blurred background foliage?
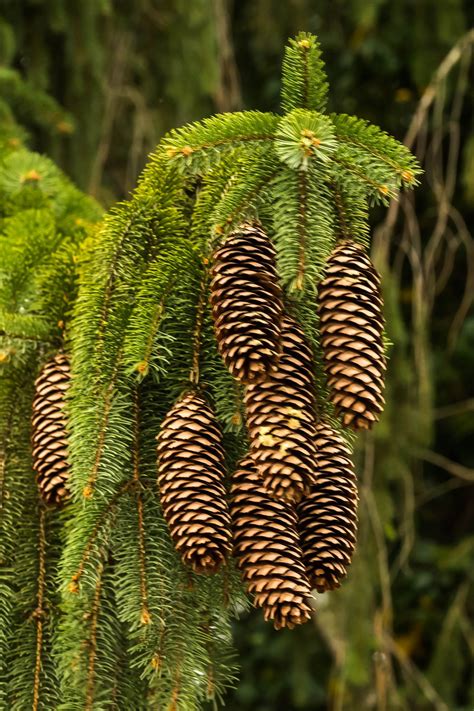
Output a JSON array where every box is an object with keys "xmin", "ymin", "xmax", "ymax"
[{"xmin": 0, "ymin": 0, "xmax": 473, "ymax": 709}]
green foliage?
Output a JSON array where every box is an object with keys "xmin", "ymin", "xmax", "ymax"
[
  {"xmin": 281, "ymin": 32, "xmax": 329, "ymax": 113},
  {"xmin": 0, "ymin": 142, "xmax": 101, "ymax": 708}
]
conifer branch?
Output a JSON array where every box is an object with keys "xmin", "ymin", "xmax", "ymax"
[
  {"xmin": 281, "ymin": 32, "xmax": 329, "ymax": 113},
  {"xmin": 162, "ymin": 111, "xmax": 278, "ymax": 173},
  {"xmin": 70, "ymin": 481, "xmax": 133, "ymax": 592},
  {"xmin": 85, "ymin": 562, "xmax": 104, "ymax": 711},
  {"xmin": 132, "ymin": 389, "xmax": 150, "ymax": 626},
  {"xmin": 190, "ymin": 271, "xmax": 209, "ymax": 386},
  {"xmin": 82, "ymin": 364, "xmax": 122, "ymax": 498},
  {"xmin": 32, "ymin": 506, "xmax": 47, "ymax": 711}
]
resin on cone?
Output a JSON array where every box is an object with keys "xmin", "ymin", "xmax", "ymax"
[
  {"xmin": 318, "ymin": 239, "xmax": 386, "ymax": 430},
  {"xmin": 297, "ymin": 421, "xmax": 358, "ymax": 592},
  {"xmin": 231, "ymin": 457, "xmax": 313, "ymax": 629},
  {"xmin": 244, "ymin": 314, "xmax": 317, "ymax": 504},
  {"xmin": 156, "ymin": 391, "xmax": 232, "ymax": 574},
  {"xmin": 31, "ymin": 353, "xmax": 71, "ymax": 505},
  {"xmin": 211, "ymin": 222, "xmax": 284, "ymax": 384}
]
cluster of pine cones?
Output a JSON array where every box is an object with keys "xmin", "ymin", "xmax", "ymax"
[
  {"xmin": 31, "ymin": 222, "xmax": 385, "ymax": 630},
  {"xmin": 157, "ymin": 223, "xmax": 385, "ymax": 629}
]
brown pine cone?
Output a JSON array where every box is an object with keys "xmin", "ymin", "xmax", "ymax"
[
  {"xmin": 318, "ymin": 239, "xmax": 386, "ymax": 430},
  {"xmin": 31, "ymin": 353, "xmax": 71, "ymax": 505},
  {"xmin": 244, "ymin": 315, "xmax": 318, "ymax": 504},
  {"xmin": 231, "ymin": 457, "xmax": 313, "ymax": 629},
  {"xmin": 210, "ymin": 222, "xmax": 284, "ymax": 384},
  {"xmin": 156, "ymin": 391, "xmax": 232, "ymax": 574},
  {"xmin": 297, "ymin": 421, "xmax": 358, "ymax": 592}
]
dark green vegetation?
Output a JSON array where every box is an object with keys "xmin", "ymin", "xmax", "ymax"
[{"xmin": 1, "ymin": 2, "xmax": 473, "ymax": 709}]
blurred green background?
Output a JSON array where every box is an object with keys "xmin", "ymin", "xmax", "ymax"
[{"xmin": 1, "ymin": 1, "xmax": 473, "ymax": 708}]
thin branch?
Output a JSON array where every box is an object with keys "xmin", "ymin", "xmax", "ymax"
[
  {"xmin": 417, "ymin": 449, "xmax": 474, "ymax": 482},
  {"xmin": 32, "ymin": 506, "xmax": 47, "ymax": 711},
  {"xmin": 85, "ymin": 563, "xmax": 104, "ymax": 711}
]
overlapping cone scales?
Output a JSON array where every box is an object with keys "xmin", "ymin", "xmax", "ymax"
[
  {"xmin": 156, "ymin": 391, "xmax": 232, "ymax": 574},
  {"xmin": 211, "ymin": 223, "xmax": 284, "ymax": 384},
  {"xmin": 231, "ymin": 458, "xmax": 313, "ymax": 629},
  {"xmin": 297, "ymin": 422, "xmax": 358, "ymax": 592},
  {"xmin": 244, "ymin": 315, "xmax": 317, "ymax": 504},
  {"xmin": 31, "ymin": 353, "xmax": 71, "ymax": 505},
  {"xmin": 318, "ymin": 239, "xmax": 386, "ymax": 430}
]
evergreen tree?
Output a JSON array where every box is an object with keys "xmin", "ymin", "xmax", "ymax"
[{"xmin": 0, "ymin": 33, "xmax": 420, "ymax": 709}]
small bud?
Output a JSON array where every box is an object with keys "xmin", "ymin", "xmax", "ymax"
[
  {"xmin": 83, "ymin": 485, "xmax": 94, "ymax": 499},
  {"xmin": 21, "ymin": 169, "xmax": 41, "ymax": 183},
  {"xmin": 180, "ymin": 145, "xmax": 194, "ymax": 157},
  {"xmin": 140, "ymin": 608, "xmax": 151, "ymax": 625},
  {"xmin": 298, "ymin": 38, "xmax": 311, "ymax": 49}
]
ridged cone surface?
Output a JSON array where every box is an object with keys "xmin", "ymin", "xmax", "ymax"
[
  {"xmin": 31, "ymin": 353, "xmax": 71, "ymax": 505},
  {"xmin": 156, "ymin": 391, "xmax": 232, "ymax": 575},
  {"xmin": 318, "ymin": 239, "xmax": 386, "ymax": 430},
  {"xmin": 297, "ymin": 422, "xmax": 358, "ymax": 592},
  {"xmin": 244, "ymin": 314, "xmax": 318, "ymax": 504},
  {"xmin": 231, "ymin": 457, "xmax": 313, "ymax": 629},
  {"xmin": 211, "ymin": 222, "xmax": 284, "ymax": 384}
]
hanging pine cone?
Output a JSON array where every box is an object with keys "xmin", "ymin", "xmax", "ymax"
[
  {"xmin": 210, "ymin": 222, "xmax": 284, "ymax": 384},
  {"xmin": 244, "ymin": 315, "xmax": 317, "ymax": 504},
  {"xmin": 156, "ymin": 391, "xmax": 232, "ymax": 575},
  {"xmin": 297, "ymin": 421, "xmax": 358, "ymax": 592},
  {"xmin": 231, "ymin": 458, "xmax": 313, "ymax": 629},
  {"xmin": 318, "ymin": 239, "xmax": 386, "ymax": 430},
  {"xmin": 31, "ymin": 353, "xmax": 71, "ymax": 505}
]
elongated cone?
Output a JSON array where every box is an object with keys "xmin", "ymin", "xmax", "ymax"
[
  {"xmin": 244, "ymin": 315, "xmax": 317, "ymax": 504},
  {"xmin": 210, "ymin": 222, "xmax": 284, "ymax": 384},
  {"xmin": 31, "ymin": 353, "xmax": 71, "ymax": 505},
  {"xmin": 297, "ymin": 422, "xmax": 358, "ymax": 592},
  {"xmin": 318, "ymin": 239, "xmax": 386, "ymax": 430},
  {"xmin": 156, "ymin": 391, "xmax": 232, "ymax": 574},
  {"xmin": 231, "ymin": 458, "xmax": 313, "ymax": 629}
]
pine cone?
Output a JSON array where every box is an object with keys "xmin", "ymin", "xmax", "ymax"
[
  {"xmin": 318, "ymin": 239, "xmax": 386, "ymax": 430},
  {"xmin": 31, "ymin": 353, "xmax": 71, "ymax": 505},
  {"xmin": 210, "ymin": 222, "xmax": 284, "ymax": 384},
  {"xmin": 244, "ymin": 315, "xmax": 317, "ymax": 504},
  {"xmin": 156, "ymin": 391, "xmax": 232, "ymax": 575},
  {"xmin": 231, "ymin": 458, "xmax": 313, "ymax": 629},
  {"xmin": 297, "ymin": 422, "xmax": 358, "ymax": 592}
]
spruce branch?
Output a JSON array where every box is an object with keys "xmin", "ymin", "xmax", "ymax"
[
  {"xmin": 275, "ymin": 109, "xmax": 337, "ymax": 172},
  {"xmin": 32, "ymin": 506, "xmax": 47, "ymax": 711},
  {"xmin": 161, "ymin": 111, "xmax": 279, "ymax": 173},
  {"xmin": 281, "ymin": 32, "xmax": 329, "ymax": 113},
  {"xmin": 330, "ymin": 112, "xmax": 422, "ymax": 188}
]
